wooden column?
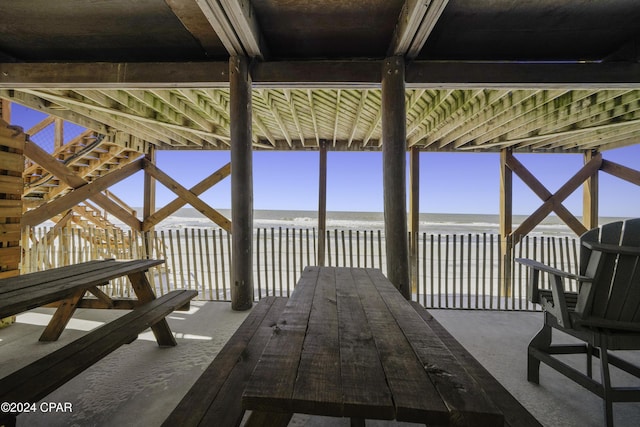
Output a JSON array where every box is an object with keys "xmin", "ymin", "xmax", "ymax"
[
  {"xmin": 142, "ymin": 146, "xmax": 156, "ymax": 258},
  {"xmin": 1, "ymin": 99, "xmax": 10, "ymax": 122},
  {"xmin": 499, "ymin": 148, "xmax": 513, "ymax": 297},
  {"xmin": 317, "ymin": 140, "xmax": 327, "ymax": 266},
  {"xmin": 583, "ymin": 149, "xmax": 599, "ymax": 230},
  {"xmin": 54, "ymin": 118, "xmax": 64, "ymax": 149},
  {"xmin": 409, "ymin": 147, "xmax": 420, "ymax": 293},
  {"xmin": 382, "ymin": 56, "xmax": 410, "ymax": 299},
  {"xmin": 230, "ymin": 56, "xmax": 253, "ymax": 311}
]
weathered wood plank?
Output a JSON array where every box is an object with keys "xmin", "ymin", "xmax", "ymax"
[
  {"xmin": 0, "ymin": 135, "xmax": 26, "ymax": 151},
  {"xmin": 198, "ymin": 297, "xmax": 286, "ymax": 427},
  {"xmin": 1, "ymin": 259, "xmax": 161, "ymax": 294},
  {"xmin": 410, "ymin": 301, "xmax": 542, "ymax": 427},
  {"xmin": 0, "ymin": 151, "xmax": 23, "ymax": 172},
  {"xmin": 0, "ymin": 269, "xmax": 19, "ymax": 280},
  {"xmin": 0, "ymin": 260, "xmax": 109, "ymax": 292},
  {"xmin": 0, "ymin": 260, "xmax": 163, "ymax": 319},
  {"xmin": 0, "ymin": 175, "xmax": 23, "ymax": 194},
  {"xmin": 0, "ymin": 247, "xmax": 20, "ymax": 270},
  {"xmin": 45, "ymin": 298, "xmax": 192, "ymax": 311},
  {"xmin": 0, "ymin": 199, "xmax": 22, "ymax": 217},
  {"xmin": 369, "ymin": 269, "xmax": 503, "ymax": 426},
  {"xmin": 242, "ymin": 267, "xmax": 319, "ymax": 412},
  {"xmin": 165, "ymin": 296, "xmax": 286, "ymax": 427},
  {"xmin": 335, "ymin": 267, "xmax": 395, "ymax": 420},
  {"xmin": 350, "ymin": 268, "xmax": 449, "ymax": 424},
  {"xmin": 291, "ymin": 266, "xmax": 342, "ymax": 416}
]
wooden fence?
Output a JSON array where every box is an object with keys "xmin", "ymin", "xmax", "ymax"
[{"xmin": 21, "ymin": 226, "xmax": 580, "ymax": 311}]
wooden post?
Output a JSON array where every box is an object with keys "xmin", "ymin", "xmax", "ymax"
[
  {"xmin": 499, "ymin": 148, "xmax": 513, "ymax": 297},
  {"xmin": 409, "ymin": 147, "xmax": 420, "ymax": 294},
  {"xmin": 583, "ymin": 149, "xmax": 599, "ymax": 230},
  {"xmin": 317, "ymin": 140, "xmax": 327, "ymax": 266},
  {"xmin": 230, "ymin": 56, "xmax": 253, "ymax": 311},
  {"xmin": 1, "ymin": 99, "xmax": 10, "ymax": 122},
  {"xmin": 54, "ymin": 118, "xmax": 64, "ymax": 149},
  {"xmin": 143, "ymin": 146, "xmax": 156, "ymax": 258},
  {"xmin": 382, "ymin": 56, "xmax": 410, "ymax": 299}
]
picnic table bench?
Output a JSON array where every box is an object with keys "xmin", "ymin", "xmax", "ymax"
[
  {"xmin": 0, "ymin": 259, "xmax": 197, "ymax": 426},
  {"xmin": 165, "ymin": 266, "xmax": 540, "ymax": 427}
]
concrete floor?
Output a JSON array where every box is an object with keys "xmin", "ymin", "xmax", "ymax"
[{"xmin": 1, "ymin": 302, "xmax": 639, "ymax": 427}]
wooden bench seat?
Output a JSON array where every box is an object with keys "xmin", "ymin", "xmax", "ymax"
[
  {"xmin": 0, "ymin": 289, "xmax": 197, "ymax": 427},
  {"xmin": 162, "ymin": 296, "xmax": 287, "ymax": 427}
]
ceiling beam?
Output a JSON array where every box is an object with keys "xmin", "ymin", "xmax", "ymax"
[
  {"xmin": 0, "ymin": 62, "xmax": 229, "ymax": 88},
  {"xmin": 220, "ymin": 0, "xmax": 267, "ymax": 59},
  {"xmin": 0, "ymin": 89, "xmax": 112, "ymax": 134},
  {"xmin": 164, "ymin": 0, "xmax": 222, "ymax": 56},
  {"xmin": 195, "ymin": 0, "xmax": 266, "ymax": 59},
  {"xmin": 2, "ymin": 61, "xmax": 640, "ymax": 89},
  {"xmin": 406, "ymin": 62, "xmax": 640, "ymax": 89},
  {"xmin": 388, "ymin": 0, "xmax": 449, "ymax": 58}
]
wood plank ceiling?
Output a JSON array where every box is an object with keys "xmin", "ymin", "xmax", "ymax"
[
  {"xmin": 1, "ymin": 0, "xmax": 640, "ymax": 156},
  {"xmin": 4, "ymin": 88, "xmax": 640, "ymax": 154}
]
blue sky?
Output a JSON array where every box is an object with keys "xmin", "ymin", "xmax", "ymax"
[{"xmin": 12, "ymin": 103, "xmax": 640, "ymax": 217}]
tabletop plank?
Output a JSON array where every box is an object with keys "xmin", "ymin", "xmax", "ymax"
[
  {"xmin": 242, "ymin": 266, "xmax": 319, "ymax": 413},
  {"xmin": 334, "ymin": 267, "xmax": 395, "ymax": 420},
  {"xmin": 291, "ymin": 266, "xmax": 343, "ymax": 416},
  {"xmin": 1, "ymin": 259, "xmax": 163, "ymax": 297},
  {"xmin": 350, "ymin": 268, "xmax": 450, "ymax": 425},
  {"xmin": 244, "ymin": 266, "xmax": 509, "ymax": 426},
  {"xmin": 368, "ymin": 268, "xmax": 504, "ymax": 426},
  {"xmin": 410, "ymin": 301, "xmax": 542, "ymax": 427},
  {"xmin": 0, "ymin": 260, "xmax": 114, "ymax": 293},
  {"xmin": 0, "ymin": 259, "xmax": 165, "ymax": 319}
]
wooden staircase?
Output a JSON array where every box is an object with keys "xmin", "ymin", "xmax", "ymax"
[
  {"xmin": 23, "ymin": 129, "xmax": 142, "ymax": 202},
  {"xmin": 22, "ymin": 116, "xmax": 145, "ymax": 250}
]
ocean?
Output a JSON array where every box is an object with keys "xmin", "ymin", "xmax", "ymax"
[{"xmin": 152, "ymin": 208, "xmax": 627, "ymax": 237}]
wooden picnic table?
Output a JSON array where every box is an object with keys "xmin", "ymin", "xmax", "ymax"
[
  {"xmin": 0, "ymin": 258, "xmax": 175, "ymax": 344},
  {"xmin": 0, "ymin": 258, "xmax": 197, "ymax": 426},
  {"xmin": 242, "ymin": 266, "xmax": 506, "ymax": 426}
]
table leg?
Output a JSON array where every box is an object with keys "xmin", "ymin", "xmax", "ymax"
[
  {"xmin": 350, "ymin": 418, "xmax": 366, "ymax": 426},
  {"xmin": 127, "ymin": 270, "xmax": 177, "ymax": 346},
  {"xmin": 39, "ymin": 288, "xmax": 86, "ymax": 341},
  {"xmin": 244, "ymin": 410, "xmax": 293, "ymax": 427}
]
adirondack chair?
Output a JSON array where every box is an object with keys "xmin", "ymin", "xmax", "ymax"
[{"xmin": 516, "ymin": 218, "xmax": 640, "ymax": 427}]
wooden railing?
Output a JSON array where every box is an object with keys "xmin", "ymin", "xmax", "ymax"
[{"xmin": 21, "ymin": 226, "xmax": 579, "ymax": 311}]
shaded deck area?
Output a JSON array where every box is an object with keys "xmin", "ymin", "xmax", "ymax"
[{"xmin": 2, "ymin": 302, "xmax": 639, "ymax": 426}]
